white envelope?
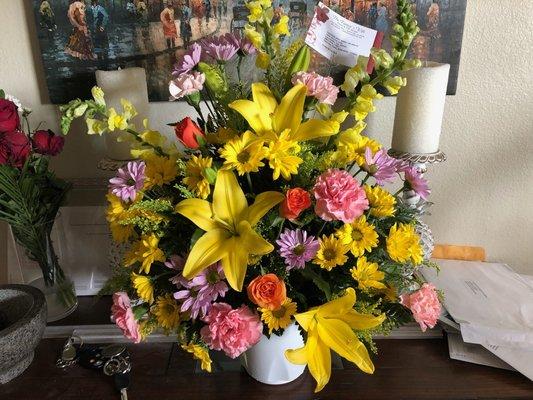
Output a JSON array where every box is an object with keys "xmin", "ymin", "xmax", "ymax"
[{"xmin": 422, "ymin": 260, "xmax": 533, "ymax": 349}]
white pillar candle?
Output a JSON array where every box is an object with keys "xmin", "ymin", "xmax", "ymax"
[
  {"xmin": 96, "ymin": 68, "xmax": 149, "ymax": 160},
  {"xmin": 391, "ymin": 62, "xmax": 450, "ymax": 154}
]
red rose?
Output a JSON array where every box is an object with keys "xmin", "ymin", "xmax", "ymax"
[
  {"xmin": 32, "ymin": 129, "xmax": 65, "ymax": 156},
  {"xmin": 0, "ymin": 99, "xmax": 20, "ymax": 133},
  {"xmin": 174, "ymin": 117, "xmax": 205, "ymax": 149},
  {"xmin": 0, "ymin": 131, "xmax": 31, "ymax": 168},
  {"xmin": 280, "ymin": 188, "xmax": 311, "ymax": 220}
]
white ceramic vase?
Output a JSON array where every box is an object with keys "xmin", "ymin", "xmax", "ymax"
[{"xmin": 240, "ymin": 323, "xmax": 306, "ymax": 385}]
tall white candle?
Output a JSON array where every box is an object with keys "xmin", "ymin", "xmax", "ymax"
[
  {"xmin": 96, "ymin": 68, "xmax": 149, "ymax": 160},
  {"xmin": 391, "ymin": 62, "xmax": 450, "ymax": 154}
]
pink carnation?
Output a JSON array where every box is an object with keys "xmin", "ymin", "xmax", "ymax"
[
  {"xmin": 111, "ymin": 292, "xmax": 141, "ymax": 343},
  {"xmin": 400, "ymin": 283, "xmax": 441, "ymax": 332},
  {"xmin": 292, "ymin": 71, "xmax": 339, "ymax": 105},
  {"xmin": 313, "ymin": 169, "xmax": 369, "ymax": 223},
  {"xmin": 169, "ymin": 71, "xmax": 205, "ymax": 100},
  {"xmin": 200, "ymin": 303, "xmax": 262, "ymax": 359}
]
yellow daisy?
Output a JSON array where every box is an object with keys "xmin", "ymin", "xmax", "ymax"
[
  {"xmin": 153, "ymin": 294, "xmax": 180, "ymax": 330},
  {"xmin": 106, "ymin": 194, "xmax": 135, "ymax": 243},
  {"xmin": 206, "ymin": 127, "xmax": 238, "ymax": 144},
  {"xmin": 183, "ymin": 154, "xmax": 213, "ymax": 199},
  {"xmin": 267, "ymin": 130, "xmax": 302, "ymax": 180},
  {"xmin": 314, "ymin": 234, "xmax": 349, "ymax": 271},
  {"xmin": 109, "ymin": 220, "xmax": 135, "ymax": 243},
  {"xmin": 219, "ymin": 131, "xmax": 268, "ymax": 175},
  {"xmin": 143, "ymin": 155, "xmax": 178, "ymax": 189},
  {"xmin": 364, "ymin": 185, "xmax": 396, "ymax": 218},
  {"xmin": 260, "ymin": 298, "xmax": 297, "ymax": 334},
  {"xmin": 139, "ymin": 319, "xmax": 157, "ymax": 340},
  {"xmin": 350, "ymin": 256, "xmax": 386, "ymax": 290},
  {"xmin": 335, "ymin": 122, "xmax": 382, "ymax": 166},
  {"xmin": 125, "ymin": 234, "xmax": 166, "ymax": 274},
  {"xmin": 182, "ymin": 343, "xmax": 212, "ymax": 372},
  {"xmin": 386, "ymin": 223, "xmax": 423, "ymax": 265},
  {"xmin": 335, "ymin": 215, "xmax": 379, "ymax": 257},
  {"xmin": 131, "ymin": 272, "xmax": 154, "ymax": 304}
]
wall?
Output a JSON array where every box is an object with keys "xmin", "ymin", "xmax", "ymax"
[{"xmin": 0, "ymin": 0, "xmax": 532, "ymax": 274}]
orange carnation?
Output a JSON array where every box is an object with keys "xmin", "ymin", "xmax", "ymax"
[{"xmin": 247, "ymin": 274, "xmax": 287, "ymax": 310}]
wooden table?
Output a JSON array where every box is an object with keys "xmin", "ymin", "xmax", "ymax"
[
  {"xmin": 2, "ymin": 336, "xmax": 532, "ymax": 399},
  {"xmin": 2, "ymin": 296, "xmax": 532, "ymax": 399}
]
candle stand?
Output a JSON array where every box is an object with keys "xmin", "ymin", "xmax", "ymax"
[
  {"xmin": 388, "ymin": 149, "xmax": 446, "ymax": 211},
  {"xmin": 388, "ymin": 149, "xmax": 446, "ymax": 261}
]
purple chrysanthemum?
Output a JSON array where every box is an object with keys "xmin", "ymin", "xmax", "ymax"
[
  {"xmin": 404, "ymin": 167, "xmax": 431, "ymax": 200},
  {"xmin": 166, "ymin": 255, "xmax": 187, "ymax": 287},
  {"xmin": 223, "ymin": 32, "xmax": 256, "ymax": 55},
  {"xmin": 363, "ymin": 147, "xmax": 398, "ymax": 186},
  {"xmin": 173, "ymin": 43, "xmax": 202, "ymax": 76},
  {"xmin": 276, "ymin": 229, "xmax": 319, "ymax": 270},
  {"xmin": 109, "ymin": 161, "xmax": 145, "ymax": 202},
  {"xmin": 173, "ymin": 262, "xmax": 228, "ymax": 320},
  {"xmin": 200, "ymin": 35, "xmax": 239, "ymax": 62}
]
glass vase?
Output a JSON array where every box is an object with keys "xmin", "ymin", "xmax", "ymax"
[{"xmin": 9, "ymin": 218, "xmax": 78, "ymax": 322}]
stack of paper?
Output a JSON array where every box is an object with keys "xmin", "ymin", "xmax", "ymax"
[{"xmin": 421, "ymin": 260, "xmax": 533, "ymax": 380}]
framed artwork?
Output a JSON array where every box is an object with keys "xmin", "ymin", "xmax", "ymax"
[{"xmin": 33, "ymin": 0, "xmax": 466, "ymax": 103}]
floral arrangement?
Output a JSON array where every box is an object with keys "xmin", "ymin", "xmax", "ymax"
[
  {"xmin": 0, "ymin": 90, "xmax": 74, "ymax": 305},
  {"xmin": 62, "ymin": 0, "xmax": 441, "ymax": 392}
]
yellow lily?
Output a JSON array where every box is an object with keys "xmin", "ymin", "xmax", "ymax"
[
  {"xmin": 285, "ymin": 288, "xmax": 385, "ymax": 392},
  {"xmin": 229, "ymin": 83, "xmax": 340, "ymax": 142},
  {"xmin": 175, "ymin": 170, "xmax": 284, "ymax": 291}
]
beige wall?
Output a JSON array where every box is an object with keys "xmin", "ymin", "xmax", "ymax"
[{"xmin": 0, "ymin": 0, "xmax": 532, "ymax": 274}]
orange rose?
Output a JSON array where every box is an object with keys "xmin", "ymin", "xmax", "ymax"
[
  {"xmin": 280, "ymin": 188, "xmax": 311, "ymax": 220},
  {"xmin": 247, "ymin": 274, "xmax": 286, "ymax": 310}
]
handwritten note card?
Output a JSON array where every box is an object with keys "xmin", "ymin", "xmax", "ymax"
[{"xmin": 305, "ymin": 2, "xmax": 378, "ymax": 67}]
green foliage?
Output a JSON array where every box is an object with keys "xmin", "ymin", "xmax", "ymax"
[
  {"xmin": 98, "ymin": 267, "xmax": 133, "ymax": 296},
  {"xmin": 297, "ymin": 266, "xmax": 332, "ymax": 301},
  {"xmin": 0, "ymin": 163, "xmax": 71, "ymax": 284}
]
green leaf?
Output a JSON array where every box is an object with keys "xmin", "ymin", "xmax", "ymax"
[
  {"xmin": 298, "ymin": 266, "xmax": 332, "ymax": 301},
  {"xmin": 0, "ymin": 89, "xmax": 5, "ymax": 99},
  {"xmin": 133, "ymin": 305, "xmax": 149, "ymax": 320}
]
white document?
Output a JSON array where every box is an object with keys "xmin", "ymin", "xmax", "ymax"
[
  {"xmin": 447, "ymin": 332, "xmax": 514, "ymax": 371},
  {"xmin": 482, "ymin": 342, "xmax": 533, "ymax": 380},
  {"xmin": 305, "ymin": 2, "xmax": 377, "ymax": 66},
  {"xmin": 422, "ymin": 260, "xmax": 533, "ymax": 349}
]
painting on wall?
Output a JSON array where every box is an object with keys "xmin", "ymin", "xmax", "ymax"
[{"xmin": 33, "ymin": 0, "xmax": 466, "ymax": 104}]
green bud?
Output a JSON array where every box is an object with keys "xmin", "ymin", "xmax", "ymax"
[
  {"xmin": 285, "ymin": 44, "xmax": 311, "ymax": 88},
  {"xmin": 197, "ymin": 62, "xmax": 228, "ymax": 94},
  {"xmin": 203, "ymin": 167, "xmax": 217, "ymax": 184}
]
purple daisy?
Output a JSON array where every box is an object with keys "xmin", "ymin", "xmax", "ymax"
[
  {"xmin": 200, "ymin": 35, "xmax": 239, "ymax": 62},
  {"xmin": 363, "ymin": 147, "xmax": 398, "ymax": 186},
  {"xmin": 173, "ymin": 43, "xmax": 202, "ymax": 76},
  {"xmin": 109, "ymin": 161, "xmax": 145, "ymax": 202},
  {"xmin": 404, "ymin": 167, "xmax": 431, "ymax": 200},
  {"xmin": 276, "ymin": 229, "xmax": 320, "ymax": 270},
  {"xmin": 173, "ymin": 262, "xmax": 228, "ymax": 320}
]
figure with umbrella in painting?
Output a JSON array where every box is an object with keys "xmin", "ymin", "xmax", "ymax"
[
  {"xmin": 39, "ymin": 0, "xmax": 56, "ymax": 34},
  {"xmin": 65, "ymin": 0, "xmax": 95, "ymax": 60},
  {"xmin": 89, "ymin": 0, "xmax": 109, "ymax": 62},
  {"xmin": 160, "ymin": 1, "xmax": 178, "ymax": 49}
]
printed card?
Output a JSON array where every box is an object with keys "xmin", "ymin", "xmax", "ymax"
[{"xmin": 305, "ymin": 2, "xmax": 378, "ymax": 67}]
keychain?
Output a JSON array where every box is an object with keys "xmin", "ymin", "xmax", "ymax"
[{"xmin": 56, "ymin": 336, "xmax": 132, "ymax": 399}]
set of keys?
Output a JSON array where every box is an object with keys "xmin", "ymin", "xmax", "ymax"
[{"xmin": 56, "ymin": 336, "xmax": 131, "ymax": 400}]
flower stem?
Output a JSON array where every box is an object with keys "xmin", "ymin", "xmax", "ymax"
[{"xmin": 126, "ymin": 129, "xmax": 167, "ymax": 157}]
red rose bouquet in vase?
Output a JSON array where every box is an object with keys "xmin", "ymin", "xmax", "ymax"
[
  {"xmin": 62, "ymin": 0, "xmax": 444, "ymax": 392},
  {"xmin": 0, "ymin": 90, "xmax": 75, "ymax": 322}
]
